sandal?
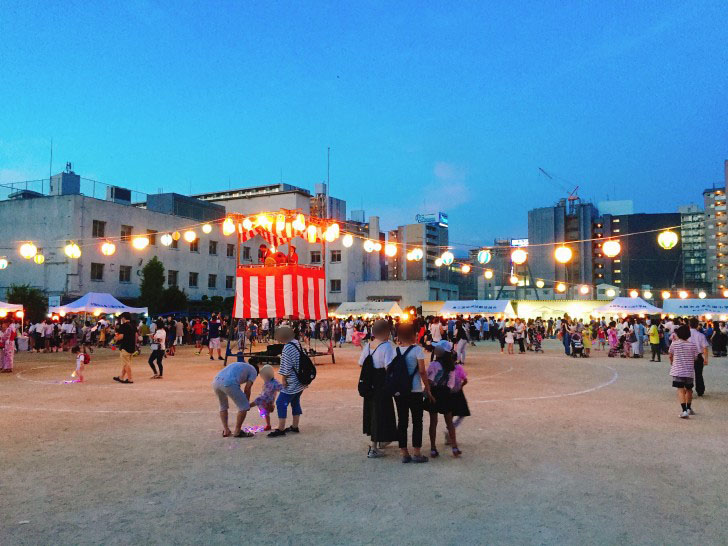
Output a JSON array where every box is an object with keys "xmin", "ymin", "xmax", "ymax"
[
  {"xmin": 222, "ymin": 430, "xmax": 232, "ymax": 437},
  {"xmin": 430, "ymin": 449, "xmax": 439, "ymax": 458},
  {"xmin": 452, "ymin": 447, "xmax": 462, "ymax": 457},
  {"xmin": 233, "ymin": 430, "xmax": 254, "ymax": 438}
]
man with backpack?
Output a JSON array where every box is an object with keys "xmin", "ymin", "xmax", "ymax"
[{"xmin": 268, "ymin": 325, "xmax": 315, "ymax": 437}]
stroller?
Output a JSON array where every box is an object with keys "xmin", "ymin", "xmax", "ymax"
[
  {"xmin": 533, "ymin": 332, "xmax": 544, "ymax": 353},
  {"xmin": 608, "ymin": 336, "xmax": 627, "ymax": 358},
  {"xmin": 570, "ymin": 333, "xmax": 584, "ymax": 357}
]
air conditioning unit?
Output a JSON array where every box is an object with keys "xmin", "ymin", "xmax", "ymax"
[{"xmin": 106, "ymin": 186, "xmax": 132, "ymax": 205}]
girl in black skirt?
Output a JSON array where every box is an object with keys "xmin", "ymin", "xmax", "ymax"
[
  {"xmin": 358, "ymin": 319, "xmax": 398, "ymax": 458},
  {"xmin": 426, "ymin": 341, "xmax": 462, "ymax": 457}
]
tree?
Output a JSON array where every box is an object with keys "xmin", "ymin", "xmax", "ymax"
[
  {"xmin": 159, "ymin": 286, "xmax": 188, "ymax": 314},
  {"xmin": 6, "ymin": 284, "xmax": 47, "ymax": 323},
  {"xmin": 139, "ymin": 257, "xmax": 165, "ymax": 314}
]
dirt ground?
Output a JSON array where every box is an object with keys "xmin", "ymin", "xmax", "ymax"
[{"xmin": 1, "ymin": 339, "xmax": 727, "ymax": 545}]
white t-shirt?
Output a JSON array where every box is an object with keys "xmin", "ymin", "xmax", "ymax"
[
  {"xmin": 429, "ymin": 323, "xmax": 442, "ymax": 342},
  {"xmin": 153, "ymin": 329, "xmax": 167, "ymax": 351},
  {"xmin": 358, "ymin": 340, "xmax": 396, "ymax": 369},
  {"xmin": 398, "ymin": 344, "xmax": 426, "ymax": 393}
]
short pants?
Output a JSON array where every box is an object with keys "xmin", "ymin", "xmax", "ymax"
[
  {"xmin": 213, "ymin": 381, "xmax": 250, "ymax": 411},
  {"xmin": 276, "ymin": 391, "xmax": 303, "ymax": 419},
  {"xmin": 672, "ymin": 376, "xmax": 694, "ymax": 389},
  {"xmin": 209, "ymin": 337, "xmax": 221, "ymax": 349}
]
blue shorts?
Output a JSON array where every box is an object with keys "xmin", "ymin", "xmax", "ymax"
[{"xmin": 276, "ymin": 391, "xmax": 303, "ymax": 419}]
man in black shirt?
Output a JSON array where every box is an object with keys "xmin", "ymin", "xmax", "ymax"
[{"xmin": 113, "ymin": 312, "xmax": 137, "ymax": 384}]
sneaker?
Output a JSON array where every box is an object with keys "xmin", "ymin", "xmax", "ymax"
[
  {"xmin": 412, "ymin": 455, "xmax": 429, "ymax": 463},
  {"xmin": 401, "ymin": 455, "xmax": 412, "ymax": 464},
  {"xmin": 367, "ymin": 447, "xmax": 385, "ymax": 458},
  {"xmin": 267, "ymin": 429, "xmax": 286, "ymax": 437},
  {"xmin": 284, "ymin": 426, "xmax": 300, "ymax": 433},
  {"xmin": 263, "ymin": 425, "xmax": 271, "ymax": 431},
  {"xmin": 210, "ymin": 356, "xmax": 214, "ymax": 360},
  {"xmin": 680, "ymin": 410, "xmax": 689, "ymax": 419},
  {"xmin": 688, "ymin": 408, "xmax": 696, "ymax": 415}
]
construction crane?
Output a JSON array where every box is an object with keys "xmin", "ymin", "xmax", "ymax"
[{"xmin": 539, "ymin": 167, "xmax": 580, "ymax": 213}]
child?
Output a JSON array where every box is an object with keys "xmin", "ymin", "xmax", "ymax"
[
  {"xmin": 70, "ymin": 346, "xmax": 89, "ymax": 382},
  {"xmin": 668, "ymin": 325, "xmax": 698, "ymax": 419},
  {"xmin": 426, "ymin": 341, "xmax": 461, "ymax": 458},
  {"xmin": 582, "ymin": 327, "xmax": 592, "ymax": 357},
  {"xmin": 504, "ymin": 327, "xmax": 515, "ymax": 355},
  {"xmin": 250, "ymin": 364, "xmax": 283, "ymax": 430},
  {"xmin": 597, "ymin": 326, "xmax": 606, "ymax": 351}
]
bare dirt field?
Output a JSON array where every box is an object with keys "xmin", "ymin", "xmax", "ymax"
[{"xmin": 1, "ymin": 339, "xmax": 727, "ymax": 545}]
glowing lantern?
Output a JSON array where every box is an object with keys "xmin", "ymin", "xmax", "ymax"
[
  {"xmin": 580, "ymin": 285, "xmax": 590, "ymax": 295},
  {"xmin": 276, "ymin": 214, "xmax": 286, "ymax": 232},
  {"xmin": 657, "ymin": 229, "xmax": 679, "ymax": 250},
  {"xmin": 554, "ymin": 245, "xmax": 573, "ymax": 264},
  {"xmin": 461, "ymin": 264, "xmax": 471, "ymax": 274},
  {"xmin": 93, "ymin": 309, "xmax": 102, "ymax": 317},
  {"xmin": 241, "ymin": 217, "xmax": 253, "ymax": 231},
  {"xmin": 606, "ymin": 289, "xmax": 616, "ymax": 297},
  {"xmin": 15, "ymin": 311, "xmax": 24, "ymax": 319},
  {"xmin": 64, "ymin": 242, "xmax": 82, "ymax": 259},
  {"xmin": 510, "ymin": 275, "xmax": 519, "ymax": 285},
  {"xmin": 222, "ymin": 218, "xmax": 236, "ymax": 236},
  {"xmin": 363, "ymin": 240, "xmax": 375, "ymax": 253},
  {"xmin": 132, "ymin": 236, "xmax": 149, "ymax": 250},
  {"xmin": 0, "ymin": 258, "xmax": 7, "ymax": 270},
  {"xmin": 59, "ymin": 311, "xmax": 66, "ymax": 317},
  {"xmin": 307, "ymin": 225, "xmax": 317, "ymax": 243},
  {"xmin": 435, "ymin": 258, "xmax": 443, "ymax": 267},
  {"xmin": 661, "ymin": 290, "xmax": 671, "ymax": 300},
  {"xmin": 160, "ymin": 234, "xmax": 173, "ymax": 246},
  {"xmin": 705, "ymin": 313, "xmax": 713, "ymax": 320},
  {"xmin": 698, "ymin": 291, "xmax": 707, "ymax": 299},
  {"xmin": 0, "ymin": 310, "xmax": 6, "ymax": 318},
  {"xmin": 202, "ymin": 223, "xmax": 212, "ymax": 234},
  {"xmin": 183, "ymin": 230, "xmax": 197, "ymax": 243},
  {"xmin": 330, "ymin": 223, "xmax": 340, "ymax": 239},
  {"xmin": 406, "ymin": 252, "xmax": 414, "ymax": 261},
  {"xmin": 723, "ymin": 289, "xmax": 728, "ymax": 298},
  {"xmin": 643, "ymin": 291, "xmax": 653, "ymax": 299},
  {"xmin": 678, "ymin": 290, "xmax": 688, "ymax": 299},
  {"xmin": 33, "ymin": 254, "xmax": 45, "ymax": 265},
  {"xmin": 535, "ymin": 279, "xmax": 544, "ymax": 288},
  {"xmin": 602, "ymin": 240, "xmax": 621, "ymax": 258},
  {"xmin": 477, "ymin": 250, "xmax": 492, "ymax": 264},
  {"xmin": 292, "ymin": 214, "xmax": 306, "ymax": 232},
  {"xmin": 256, "ymin": 214, "xmax": 268, "ymax": 228},
  {"xmin": 629, "ymin": 289, "xmax": 639, "ymax": 298},
  {"xmin": 101, "ymin": 241, "xmax": 116, "ymax": 256},
  {"xmin": 19, "ymin": 242, "xmax": 37, "ymax": 259},
  {"xmin": 411, "ymin": 248, "xmax": 423, "ymax": 261},
  {"xmin": 324, "ymin": 228, "xmax": 336, "ymax": 243},
  {"xmin": 441, "ymin": 251, "xmax": 454, "ymax": 265},
  {"xmin": 484, "ymin": 269, "xmax": 494, "ymax": 279},
  {"xmin": 556, "ymin": 282, "xmax": 567, "ymax": 293},
  {"xmin": 342, "ymin": 234, "xmax": 354, "ymax": 248},
  {"xmin": 511, "ymin": 248, "xmax": 527, "ymax": 265},
  {"xmin": 384, "ymin": 243, "xmax": 397, "ymax": 257}
]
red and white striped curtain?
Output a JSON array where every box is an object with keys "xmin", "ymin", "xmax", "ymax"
[{"xmin": 233, "ymin": 265, "xmax": 328, "ymax": 320}]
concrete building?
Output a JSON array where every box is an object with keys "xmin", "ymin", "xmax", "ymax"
[
  {"xmin": 702, "ymin": 187, "xmax": 727, "ymax": 293},
  {"xmin": 679, "ymin": 204, "xmax": 708, "ymax": 290},
  {"xmin": 355, "ymin": 279, "xmax": 459, "ymax": 309},
  {"xmin": 310, "ymin": 183, "xmax": 346, "ymax": 222},
  {"xmin": 387, "ymin": 214, "xmax": 449, "ymax": 282}
]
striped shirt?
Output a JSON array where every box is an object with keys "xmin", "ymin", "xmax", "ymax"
[
  {"xmin": 279, "ymin": 340, "xmax": 305, "ymax": 394},
  {"xmin": 669, "ymin": 339, "xmax": 697, "ymax": 379}
]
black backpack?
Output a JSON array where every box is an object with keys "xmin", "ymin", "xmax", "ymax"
[
  {"xmin": 358, "ymin": 343, "xmax": 383, "ymax": 398},
  {"xmin": 289, "ymin": 341, "xmax": 317, "ymax": 386},
  {"xmin": 384, "ymin": 345, "xmax": 417, "ymax": 397}
]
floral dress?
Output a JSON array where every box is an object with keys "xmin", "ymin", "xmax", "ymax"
[
  {"xmin": 2, "ymin": 326, "xmax": 16, "ymax": 371},
  {"xmin": 253, "ymin": 378, "xmax": 283, "ymax": 416}
]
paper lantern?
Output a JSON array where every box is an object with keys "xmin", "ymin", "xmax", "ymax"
[
  {"xmin": 0, "ymin": 258, "xmax": 7, "ymax": 270},
  {"xmin": 276, "ymin": 214, "xmax": 286, "ymax": 232},
  {"xmin": 441, "ymin": 251, "xmax": 454, "ymax": 265},
  {"xmin": 363, "ymin": 240, "xmax": 375, "ymax": 253},
  {"xmin": 435, "ymin": 258, "xmax": 443, "ymax": 267},
  {"xmin": 602, "ymin": 240, "xmax": 621, "ymax": 258},
  {"xmin": 643, "ymin": 290, "xmax": 653, "ymax": 299},
  {"xmin": 221, "ymin": 218, "xmax": 236, "ymax": 236},
  {"xmin": 384, "ymin": 243, "xmax": 397, "ymax": 257},
  {"xmin": 330, "ymin": 223, "xmax": 340, "ymax": 239},
  {"xmin": 661, "ymin": 290, "xmax": 671, "ymax": 300},
  {"xmin": 477, "ymin": 249, "xmax": 492, "ymax": 264},
  {"xmin": 93, "ymin": 309, "xmax": 102, "ymax": 317},
  {"xmin": 556, "ymin": 282, "xmax": 566, "ymax": 293},
  {"xmin": 461, "ymin": 264, "xmax": 471, "ymax": 274},
  {"xmin": 411, "ymin": 248, "xmax": 423, "ymax": 261},
  {"xmin": 535, "ymin": 279, "xmax": 544, "ymax": 288},
  {"xmin": 0, "ymin": 310, "xmax": 6, "ymax": 318},
  {"xmin": 132, "ymin": 236, "xmax": 149, "ymax": 250},
  {"xmin": 484, "ymin": 269, "xmax": 494, "ymax": 279},
  {"xmin": 511, "ymin": 248, "xmax": 527, "ymax": 265},
  {"xmin": 241, "ymin": 218, "xmax": 253, "ymax": 231},
  {"xmin": 580, "ymin": 285, "xmax": 590, "ymax": 295},
  {"xmin": 15, "ymin": 311, "xmax": 24, "ymax": 319},
  {"xmin": 183, "ymin": 230, "xmax": 197, "ymax": 243},
  {"xmin": 658, "ymin": 229, "xmax": 679, "ymax": 250},
  {"xmin": 554, "ymin": 245, "xmax": 573, "ymax": 264},
  {"xmin": 678, "ymin": 290, "xmax": 688, "ymax": 299},
  {"xmin": 606, "ymin": 289, "xmax": 616, "ymax": 297},
  {"xmin": 292, "ymin": 214, "xmax": 306, "ymax": 232},
  {"xmin": 373, "ymin": 242, "xmax": 382, "ymax": 252},
  {"xmin": 698, "ymin": 291, "xmax": 707, "ymax": 299},
  {"xmin": 101, "ymin": 241, "xmax": 116, "ymax": 256},
  {"xmin": 510, "ymin": 275, "xmax": 519, "ymax": 285},
  {"xmin": 202, "ymin": 223, "xmax": 212, "ymax": 234},
  {"xmin": 19, "ymin": 242, "xmax": 37, "ymax": 259},
  {"xmin": 406, "ymin": 252, "xmax": 414, "ymax": 261},
  {"xmin": 324, "ymin": 227, "xmax": 336, "ymax": 243},
  {"xmin": 629, "ymin": 289, "xmax": 638, "ymax": 298},
  {"xmin": 307, "ymin": 225, "xmax": 317, "ymax": 243},
  {"xmin": 342, "ymin": 234, "xmax": 354, "ymax": 248},
  {"xmin": 64, "ymin": 243, "xmax": 82, "ymax": 259},
  {"xmin": 33, "ymin": 254, "xmax": 45, "ymax": 265},
  {"xmin": 160, "ymin": 234, "xmax": 173, "ymax": 246},
  {"xmin": 723, "ymin": 289, "xmax": 728, "ymax": 298},
  {"xmin": 172, "ymin": 231, "xmax": 181, "ymax": 241}
]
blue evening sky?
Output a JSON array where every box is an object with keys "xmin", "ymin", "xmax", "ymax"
[{"xmin": 1, "ymin": 1, "xmax": 727, "ymax": 248}]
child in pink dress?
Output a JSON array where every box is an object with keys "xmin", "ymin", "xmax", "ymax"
[{"xmin": 250, "ymin": 364, "xmax": 283, "ymax": 431}]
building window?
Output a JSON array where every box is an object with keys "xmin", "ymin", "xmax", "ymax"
[
  {"xmin": 120, "ymin": 225, "xmax": 133, "ymax": 242},
  {"xmin": 310, "ymin": 251, "xmax": 321, "ymax": 264},
  {"xmin": 209, "ymin": 240, "xmax": 218, "ymax": 255},
  {"xmin": 208, "ymin": 274, "xmax": 217, "ymax": 289},
  {"xmin": 146, "ymin": 229, "xmax": 157, "ymax": 246},
  {"xmin": 189, "ymin": 272, "xmax": 198, "ymax": 287},
  {"xmin": 168, "ymin": 270, "xmax": 178, "ymax": 286},
  {"xmin": 226, "ymin": 275, "xmax": 234, "ymax": 289},
  {"xmin": 243, "ymin": 246, "xmax": 251, "ymax": 261},
  {"xmin": 119, "ymin": 265, "xmax": 132, "ymax": 283},
  {"xmin": 227, "ymin": 243, "xmax": 235, "ymax": 258},
  {"xmin": 190, "ymin": 240, "xmax": 199, "ymax": 253},
  {"xmin": 90, "ymin": 263, "xmax": 104, "ymax": 281},
  {"xmin": 171, "ymin": 238, "xmax": 179, "ymax": 249},
  {"xmin": 92, "ymin": 220, "xmax": 106, "ymax": 238},
  {"xmin": 330, "ymin": 250, "xmax": 341, "ymax": 263},
  {"xmin": 330, "ymin": 279, "xmax": 342, "ymax": 292}
]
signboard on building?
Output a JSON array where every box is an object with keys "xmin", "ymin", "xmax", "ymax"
[
  {"xmin": 510, "ymin": 238, "xmax": 529, "ymax": 247},
  {"xmin": 415, "ymin": 212, "xmax": 448, "ymax": 227}
]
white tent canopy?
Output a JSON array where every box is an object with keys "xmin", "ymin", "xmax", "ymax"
[
  {"xmin": 594, "ymin": 297, "xmax": 662, "ymax": 315},
  {"xmin": 438, "ymin": 300, "xmax": 515, "ymax": 317},
  {"xmin": 0, "ymin": 300, "xmax": 24, "ymax": 313},
  {"xmin": 333, "ymin": 301, "xmax": 403, "ymax": 317},
  {"xmin": 663, "ymin": 299, "xmax": 728, "ymax": 317},
  {"xmin": 49, "ymin": 292, "xmax": 148, "ymax": 315}
]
